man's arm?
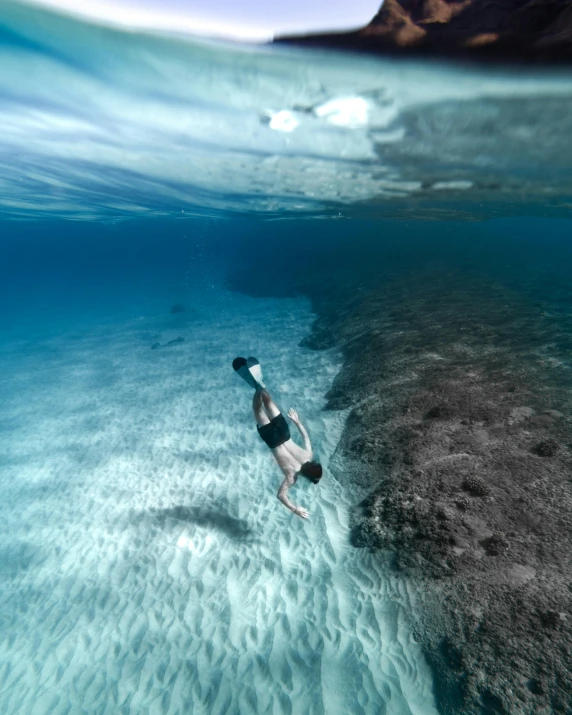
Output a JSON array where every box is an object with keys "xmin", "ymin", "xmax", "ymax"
[
  {"xmin": 287, "ymin": 408, "xmax": 312, "ymax": 455},
  {"xmin": 277, "ymin": 475, "xmax": 310, "ymax": 519}
]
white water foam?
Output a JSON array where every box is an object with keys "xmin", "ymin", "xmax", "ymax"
[{"xmin": 0, "ymin": 289, "xmax": 437, "ymax": 714}]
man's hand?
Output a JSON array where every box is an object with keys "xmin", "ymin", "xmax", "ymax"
[
  {"xmin": 293, "ymin": 506, "xmax": 310, "ymax": 519},
  {"xmin": 287, "ymin": 408, "xmax": 300, "ymax": 423}
]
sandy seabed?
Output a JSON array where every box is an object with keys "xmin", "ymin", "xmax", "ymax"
[{"xmin": 0, "ymin": 289, "xmax": 436, "ymax": 715}]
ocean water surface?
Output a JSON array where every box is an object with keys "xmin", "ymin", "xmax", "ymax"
[
  {"xmin": 2, "ymin": 0, "xmax": 572, "ymax": 221},
  {"xmin": 1, "ymin": 2, "xmax": 572, "ymax": 714}
]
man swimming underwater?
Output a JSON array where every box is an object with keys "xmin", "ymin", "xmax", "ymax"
[{"xmin": 233, "ymin": 357, "xmax": 323, "ymax": 519}]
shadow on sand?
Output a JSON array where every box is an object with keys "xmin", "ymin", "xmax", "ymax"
[{"xmin": 144, "ymin": 505, "xmax": 253, "ymax": 542}]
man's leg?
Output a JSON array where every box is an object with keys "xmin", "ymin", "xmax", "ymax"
[
  {"xmin": 261, "ymin": 389, "xmax": 281, "ymax": 420},
  {"xmin": 253, "ymin": 389, "xmax": 270, "ymax": 426}
]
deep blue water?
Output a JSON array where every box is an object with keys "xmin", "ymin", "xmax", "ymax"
[{"xmin": 3, "ymin": 217, "xmax": 572, "ymax": 331}]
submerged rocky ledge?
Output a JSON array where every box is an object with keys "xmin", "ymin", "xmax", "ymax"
[
  {"xmin": 229, "ymin": 223, "xmax": 572, "ymax": 715},
  {"xmin": 304, "ymin": 275, "xmax": 572, "ymax": 714}
]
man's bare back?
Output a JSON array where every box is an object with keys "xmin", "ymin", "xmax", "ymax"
[{"xmin": 252, "ymin": 389, "xmax": 323, "ymax": 519}]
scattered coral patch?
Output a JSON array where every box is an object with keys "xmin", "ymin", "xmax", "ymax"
[
  {"xmin": 538, "ymin": 609, "xmax": 565, "ymax": 629},
  {"xmin": 482, "ymin": 533, "xmax": 510, "ymax": 555},
  {"xmin": 455, "ymin": 496, "xmax": 470, "ymax": 510},
  {"xmin": 462, "ymin": 475, "xmax": 490, "ymax": 496},
  {"xmin": 532, "ymin": 438, "xmax": 559, "ymax": 457},
  {"xmin": 425, "ymin": 404, "xmax": 453, "ymax": 419}
]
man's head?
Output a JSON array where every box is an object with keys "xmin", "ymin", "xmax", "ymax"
[{"xmin": 300, "ymin": 461, "xmax": 323, "ymax": 484}]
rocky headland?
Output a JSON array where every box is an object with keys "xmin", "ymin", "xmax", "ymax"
[
  {"xmin": 277, "ymin": 0, "xmax": 572, "ymax": 63},
  {"xmin": 229, "ymin": 224, "xmax": 572, "ymax": 715}
]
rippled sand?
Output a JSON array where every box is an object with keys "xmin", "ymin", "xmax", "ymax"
[{"xmin": 0, "ymin": 290, "xmax": 436, "ymax": 714}]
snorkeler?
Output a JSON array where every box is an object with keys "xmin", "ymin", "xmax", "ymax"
[{"xmin": 233, "ymin": 357, "xmax": 323, "ymax": 519}]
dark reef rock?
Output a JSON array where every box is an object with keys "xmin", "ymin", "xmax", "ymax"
[
  {"xmin": 228, "ymin": 233, "xmax": 572, "ymax": 715},
  {"xmin": 425, "ymin": 404, "xmax": 454, "ymax": 419},
  {"xmin": 533, "ymin": 438, "xmax": 560, "ymax": 457},
  {"xmin": 277, "ymin": 0, "xmax": 572, "ymax": 63},
  {"xmin": 482, "ymin": 532, "xmax": 510, "ymax": 555},
  {"xmin": 538, "ymin": 608, "xmax": 566, "ymax": 629},
  {"xmin": 462, "ymin": 475, "xmax": 491, "ymax": 497},
  {"xmin": 455, "ymin": 495, "xmax": 471, "ymax": 511}
]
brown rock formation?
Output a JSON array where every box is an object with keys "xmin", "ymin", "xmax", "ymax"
[{"xmin": 277, "ymin": 0, "xmax": 572, "ymax": 62}]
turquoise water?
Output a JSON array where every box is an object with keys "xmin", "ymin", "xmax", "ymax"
[
  {"xmin": 1, "ymin": 2, "xmax": 572, "ymax": 714},
  {"xmin": 0, "ymin": 220, "xmax": 440, "ymax": 715}
]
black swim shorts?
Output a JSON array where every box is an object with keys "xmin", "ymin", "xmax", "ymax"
[{"xmin": 257, "ymin": 414, "xmax": 291, "ymax": 449}]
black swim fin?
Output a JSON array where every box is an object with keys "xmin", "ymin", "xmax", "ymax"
[{"xmin": 233, "ymin": 356, "xmax": 264, "ymax": 390}]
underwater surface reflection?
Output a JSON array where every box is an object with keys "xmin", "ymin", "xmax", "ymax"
[{"xmin": 2, "ymin": 0, "xmax": 572, "ymax": 220}]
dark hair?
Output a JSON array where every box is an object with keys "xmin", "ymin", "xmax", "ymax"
[{"xmin": 300, "ymin": 461, "xmax": 323, "ymax": 484}]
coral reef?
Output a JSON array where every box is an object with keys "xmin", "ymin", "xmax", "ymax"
[
  {"xmin": 482, "ymin": 532, "xmax": 510, "ymax": 555},
  {"xmin": 462, "ymin": 475, "xmax": 490, "ymax": 496},
  {"xmin": 318, "ymin": 275, "xmax": 572, "ymax": 715},
  {"xmin": 321, "ymin": 283, "xmax": 572, "ymax": 713},
  {"xmin": 533, "ymin": 438, "xmax": 560, "ymax": 457},
  {"xmin": 228, "ymin": 232, "xmax": 572, "ymax": 715}
]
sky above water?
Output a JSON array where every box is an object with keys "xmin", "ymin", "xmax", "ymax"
[{"xmin": 17, "ymin": 0, "xmax": 382, "ymax": 40}]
